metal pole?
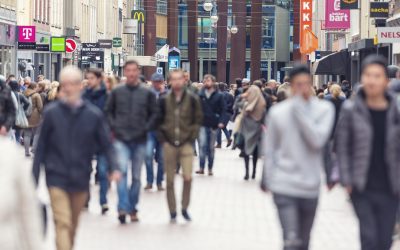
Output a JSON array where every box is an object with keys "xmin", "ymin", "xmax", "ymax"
[{"xmin": 208, "ymin": 10, "xmax": 212, "ymax": 74}]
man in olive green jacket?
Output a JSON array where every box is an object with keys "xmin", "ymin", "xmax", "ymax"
[{"xmin": 158, "ymin": 69, "xmax": 203, "ymax": 222}]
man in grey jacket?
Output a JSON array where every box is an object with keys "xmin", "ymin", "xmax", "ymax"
[
  {"xmin": 105, "ymin": 60, "xmax": 158, "ymax": 224},
  {"xmin": 261, "ymin": 65, "xmax": 334, "ymax": 250},
  {"xmin": 335, "ymin": 55, "xmax": 400, "ymax": 250}
]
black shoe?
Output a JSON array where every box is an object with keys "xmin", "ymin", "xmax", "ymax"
[
  {"xmin": 226, "ymin": 139, "xmax": 232, "ymax": 148},
  {"xmin": 251, "ymin": 174, "xmax": 256, "ymax": 179},
  {"xmin": 170, "ymin": 212, "xmax": 177, "ymax": 223},
  {"xmin": 101, "ymin": 205, "xmax": 109, "ymax": 215},
  {"xmin": 244, "ymin": 175, "xmax": 249, "ymax": 181},
  {"xmin": 118, "ymin": 213, "xmax": 127, "ymax": 224},
  {"xmin": 182, "ymin": 210, "xmax": 192, "ymax": 221}
]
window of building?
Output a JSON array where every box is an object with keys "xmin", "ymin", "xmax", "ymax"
[{"xmin": 157, "ymin": 0, "xmax": 168, "ymax": 15}]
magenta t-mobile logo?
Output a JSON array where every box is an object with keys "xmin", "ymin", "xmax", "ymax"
[{"xmin": 18, "ymin": 26, "xmax": 36, "ymax": 43}]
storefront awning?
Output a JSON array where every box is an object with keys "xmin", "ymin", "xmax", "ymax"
[{"xmin": 312, "ymin": 50, "xmax": 349, "ymax": 76}]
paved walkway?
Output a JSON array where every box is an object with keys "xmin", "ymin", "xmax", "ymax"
[{"xmin": 39, "ymin": 146, "xmax": 400, "ymax": 250}]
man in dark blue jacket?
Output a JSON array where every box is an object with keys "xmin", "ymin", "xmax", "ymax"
[
  {"xmin": 82, "ymin": 68, "xmax": 110, "ymax": 214},
  {"xmin": 215, "ymin": 83, "xmax": 233, "ymax": 148},
  {"xmin": 195, "ymin": 74, "xmax": 227, "ymax": 176},
  {"xmin": 33, "ymin": 66, "xmax": 120, "ymax": 250}
]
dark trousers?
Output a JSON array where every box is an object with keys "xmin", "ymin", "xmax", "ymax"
[
  {"xmin": 351, "ymin": 190, "xmax": 399, "ymax": 250},
  {"xmin": 216, "ymin": 127, "xmax": 231, "ymax": 145},
  {"xmin": 273, "ymin": 193, "xmax": 318, "ymax": 250}
]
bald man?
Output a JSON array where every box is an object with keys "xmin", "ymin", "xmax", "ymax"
[{"xmin": 33, "ymin": 66, "xmax": 120, "ymax": 250}]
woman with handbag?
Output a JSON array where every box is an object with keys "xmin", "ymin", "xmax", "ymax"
[
  {"xmin": 240, "ymin": 85, "xmax": 266, "ymax": 180},
  {"xmin": 23, "ymin": 82, "xmax": 43, "ymax": 157},
  {"xmin": 9, "ymin": 80, "xmax": 30, "ymax": 145}
]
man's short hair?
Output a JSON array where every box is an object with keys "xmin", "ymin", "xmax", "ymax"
[
  {"xmin": 168, "ymin": 69, "xmax": 184, "ymax": 81},
  {"xmin": 289, "ymin": 64, "xmax": 311, "ymax": 82},
  {"xmin": 361, "ymin": 55, "xmax": 389, "ymax": 78},
  {"xmin": 203, "ymin": 74, "xmax": 216, "ymax": 83},
  {"xmin": 59, "ymin": 66, "xmax": 82, "ymax": 84},
  {"xmin": 85, "ymin": 68, "xmax": 103, "ymax": 79},
  {"xmin": 123, "ymin": 60, "xmax": 141, "ymax": 70}
]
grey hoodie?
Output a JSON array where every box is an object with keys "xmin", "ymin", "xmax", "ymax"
[{"xmin": 261, "ymin": 96, "xmax": 335, "ymax": 199}]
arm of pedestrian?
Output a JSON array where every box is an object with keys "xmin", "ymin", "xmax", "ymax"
[
  {"xmin": 4, "ymin": 91, "xmax": 16, "ymax": 131},
  {"xmin": 293, "ymin": 100, "xmax": 335, "ymax": 151},
  {"xmin": 18, "ymin": 154, "xmax": 44, "ymax": 249},
  {"xmin": 261, "ymin": 113, "xmax": 278, "ymax": 193},
  {"xmin": 32, "ymin": 111, "xmax": 51, "ymax": 186},
  {"xmin": 146, "ymin": 91, "xmax": 159, "ymax": 131},
  {"xmin": 104, "ymin": 90, "xmax": 116, "ymax": 130},
  {"xmin": 96, "ymin": 114, "xmax": 121, "ymax": 181},
  {"xmin": 334, "ymin": 102, "xmax": 353, "ymax": 189}
]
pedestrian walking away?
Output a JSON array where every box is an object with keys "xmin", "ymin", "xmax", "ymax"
[
  {"xmin": 158, "ymin": 69, "xmax": 203, "ymax": 222},
  {"xmin": 33, "ymin": 66, "xmax": 120, "ymax": 250},
  {"xmin": 144, "ymin": 72, "xmax": 167, "ymax": 192},
  {"xmin": 23, "ymin": 82, "xmax": 43, "ymax": 157},
  {"xmin": 105, "ymin": 60, "xmax": 159, "ymax": 224},
  {"xmin": 0, "ymin": 75, "xmax": 16, "ymax": 137},
  {"xmin": 261, "ymin": 64, "xmax": 335, "ymax": 250},
  {"xmin": 335, "ymin": 55, "xmax": 400, "ymax": 250},
  {"xmin": 239, "ymin": 84, "xmax": 266, "ymax": 180},
  {"xmin": 196, "ymin": 74, "xmax": 227, "ymax": 176}
]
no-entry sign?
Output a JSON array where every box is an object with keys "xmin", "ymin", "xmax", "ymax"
[{"xmin": 66, "ymin": 39, "xmax": 77, "ymax": 53}]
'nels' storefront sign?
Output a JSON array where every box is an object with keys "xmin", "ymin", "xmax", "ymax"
[{"xmin": 377, "ymin": 27, "xmax": 400, "ymax": 44}]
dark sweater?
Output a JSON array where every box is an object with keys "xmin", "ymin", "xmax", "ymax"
[
  {"xmin": 105, "ymin": 84, "xmax": 158, "ymax": 143},
  {"xmin": 198, "ymin": 89, "xmax": 227, "ymax": 129},
  {"xmin": 366, "ymin": 108, "xmax": 392, "ymax": 194},
  {"xmin": 33, "ymin": 101, "xmax": 117, "ymax": 192}
]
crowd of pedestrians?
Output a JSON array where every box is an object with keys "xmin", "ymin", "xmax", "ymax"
[{"xmin": 0, "ymin": 55, "xmax": 400, "ymax": 250}]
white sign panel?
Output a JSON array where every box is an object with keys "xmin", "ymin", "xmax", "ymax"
[
  {"xmin": 123, "ymin": 19, "xmax": 138, "ymax": 34},
  {"xmin": 377, "ymin": 27, "xmax": 400, "ymax": 44},
  {"xmin": 155, "ymin": 44, "xmax": 169, "ymax": 62},
  {"xmin": 156, "ymin": 67, "xmax": 163, "ymax": 75}
]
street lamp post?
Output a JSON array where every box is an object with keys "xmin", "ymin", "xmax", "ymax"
[{"xmin": 204, "ymin": 1, "xmax": 218, "ymax": 75}]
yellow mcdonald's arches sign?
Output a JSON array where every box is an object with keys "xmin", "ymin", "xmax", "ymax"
[{"xmin": 132, "ymin": 10, "xmax": 145, "ymax": 23}]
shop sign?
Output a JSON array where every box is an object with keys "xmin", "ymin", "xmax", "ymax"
[
  {"xmin": 131, "ymin": 10, "xmax": 145, "ymax": 23},
  {"xmin": 340, "ymin": 0, "xmax": 358, "ymax": 10},
  {"xmin": 377, "ymin": 27, "xmax": 400, "ymax": 44},
  {"xmin": 98, "ymin": 39, "xmax": 112, "ymax": 49},
  {"xmin": 36, "ymin": 44, "xmax": 50, "ymax": 52},
  {"xmin": 18, "ymin": 26, "xmax": 36, "ymax": 43},
  {"xmin": 370, "ymin": 2, "xmax": 389, "ymax": 18},
  {"xmin": 18, "ymin": 42, "xmax": 36, "ymax": 50},
  {"xmin": 50, "ymin": 37, "xmax": 66, "ymax": 52},
  {"xmin": 81, "ymin": 43, "xmax": 104, "ymax": 64},
  {"xmin": 299, "ymin": 0, "xmax": 313, "ymax": 54},
  {"xmin": 123, "ymin": 19, "xmax": 138, "ymax": 34},
  {"xmin": 325, "ymin": 0, "xmax": 350, "ymax": 30},
  {"xmin": 112, "ymin": 37, "xmax": 122, "ymax": 48}
]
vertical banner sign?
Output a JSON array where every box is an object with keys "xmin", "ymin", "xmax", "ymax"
[
  {"xmin": 325, "ymin": 0, "xmax": 350, "ymax": 30},
  {"xmin": 300, "ymin": 0, "xmax": 313, "ymax": 54},
  {"xmin": 340, "ymin": 0, "xmax": 358, "ymax": 10}
]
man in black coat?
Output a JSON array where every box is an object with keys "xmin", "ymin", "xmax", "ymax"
[
  {"xmin": 33, "ymin": 66, "xmax": 120, "ymax": 250},
  {"xmin": 215, "ymin": 82, "xmax": 233, "ymax": 148},
  {"xmin": 105, "ymin": 60, "xmax": 158, "ymax": 223},
  {"xmin": 195, "ymin": 74, "xmax": 227, "ymax": 176}
]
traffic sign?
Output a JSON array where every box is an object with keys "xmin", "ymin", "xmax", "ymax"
[
  {"xmin": 156, "ymin": 67, "xmax": 163, "ymax": 75},
  {"xmin": 66, "ymin": 39, "xmax": 77, "ymax": 53}
]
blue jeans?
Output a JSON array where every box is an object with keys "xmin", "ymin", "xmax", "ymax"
[
  {"xmin": 114, "ymin": 140, "xmax": 146, "ymax": 214},
  {"xmin": 216, "ymin": 127, "xmax": 231, "ymax": 145},
  {"xmin": 199, "ymin": 127, "xmax": 217, "ymax": 170},
  {"xmin": 97, "ymin": 154, "xmax": 109, "ymax": 206},
  {"xmin": 145, "ymin": 132, "xmax": 164, "ymax": 186}
]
